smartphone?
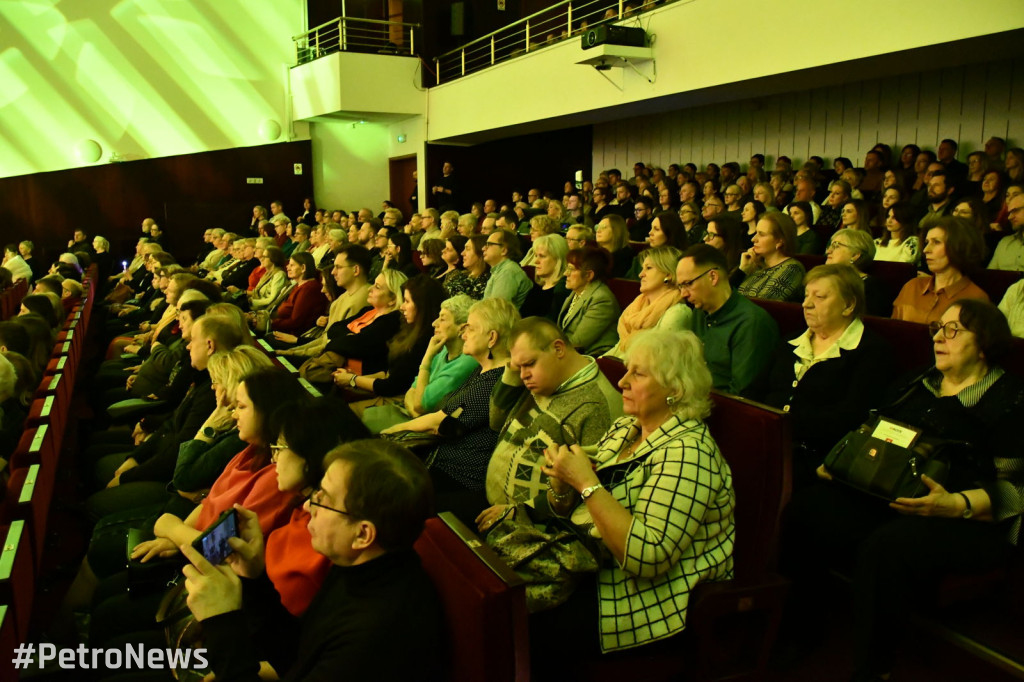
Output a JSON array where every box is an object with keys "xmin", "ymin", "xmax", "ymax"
[
  {"xmin": 122, "ymin": 260, "xmax": 128, "ymax": 271},
  {"xmin": 192, "ymin": 508, "xmax": 239, "ymax": 564}
]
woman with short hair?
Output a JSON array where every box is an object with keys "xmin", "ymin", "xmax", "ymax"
[
  {"xmin": 505, "ymin": 329, "xmax": 735, "ymax": 668},
  {"xmin": 557, "ymin": 246, "xmax": 621, "ymax": 356},
  {"xmin": 248, "ymin": 246, "xmax": 289, "ymax": 312},
  {"xmin": 825, "ymin": 227, "xmax": 891, "ymax": 316},
  {"xmin": 734, "ymin": 212, "xmax": 806, "ymax": 302},
  {"xmin": 892, "ymin": 217, "xmax": 989, "ymax": 324}
]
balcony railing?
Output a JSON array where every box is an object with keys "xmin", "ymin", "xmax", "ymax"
[
  {"xmin": 434, "ymin": 0, "xmax": 665, "ymax": 85},
  {"xmin": 292, "ymin": 17, "xmax": 419, "ymax": 65}
]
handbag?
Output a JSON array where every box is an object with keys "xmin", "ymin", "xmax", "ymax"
[
  {"xmin": 155, "ymin": 579, "xmax": 208, "ymax": 682},
  {"xmin": 822, "ymin": 415, "xmax": 962, "ymax": 501},
  {"xmin": 483, "ymin": 503, "xmax": 599, "ymax": 613},
  {"xmin": 297, "ymin": 351, "xmax": 347, "ymax": 384},
  {"xmin": 380, "ymin": 428, "xmax": 442, "ymax": 455}
]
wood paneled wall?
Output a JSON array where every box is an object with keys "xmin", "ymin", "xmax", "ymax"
[
  {"xmin": 0, "ymin": 142, "xmax": 313, "ymax": 265},
  {"xmin": 593, "ymin": 59, "xmax": 1024, "ymax": 172}
]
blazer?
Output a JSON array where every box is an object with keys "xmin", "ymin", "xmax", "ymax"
[{"xmin": 557, "ymin": 281, "xmax": 621, "ymax": 356}]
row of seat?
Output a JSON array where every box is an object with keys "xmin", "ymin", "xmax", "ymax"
[{"xmin": 0, "ymin": 269, "xmax": 97, "ymax": 680}]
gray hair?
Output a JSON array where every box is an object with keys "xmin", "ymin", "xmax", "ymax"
[
  {"xmin": 440, "ymin": 294, "xmax": 475, "ymax": 325},
  {"xmin": 210, "ymin": 228, "xmax": 226, "ymax": 237},
  {"xmin": 624, "ymin": 329, "xmax": 712, "ymax": 421},
  {"xmin": 838, "ymin": 228, "xmax": 876, "ymax": 271},
  {"xmin": 328, "ymin": 229, "xmax": 346, "ymax": 243},
  {"xmin": 93, "ymin": 236, "xmax": 110, "ymax": 250},
  {"xmin": 58, "ymin": 253, "xmax": 80, "ymax": 267},
  {"xmin": 0, "ymin": 353, "xmax": 16, "ymax": 403},
  {"xmin": 468, "ymin": 297, "xmax": 522, "ymax": 354}
]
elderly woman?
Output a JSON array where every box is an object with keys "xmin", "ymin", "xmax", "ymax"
[
  {"xmin": 491, "ymin": 329, "xmax": 735, "ymax": 666},
  {"xmin": 787, "ymin": 299, "xmax": 1024, "ymax": 680},
  {"xmin": 749, "ymin": 265, "xmax": 895, "ymax": 487},
  {"xmin": 824, "ymin": 228, "xmax": 891, "ymax": 317},
  {"xmin": 892, "ymin": 217, "xmax": 989, "ymax": 324},
  {"xmin": 384, "ymin": 298, "xmax": 521, "ymax": 520},
  {"xmin": 557, "ymin": 245, "xmax": 621, "ymax": 356},
  {"xmin": 604, "ymin": 246, "xmax": 689, "ymax": 360},
  {"xmin": 362, "ymin": 294, "xmax": 479, "ymax": 433},
  {"xmin": 445, "ymin": 235, "xmax": 490, "ymax": 300},
  {"xmin": 248, "ymin": 245, "xmax": 289, "ymax": 312},
  {"xmin": 734, "ymin": 212, "xmax": 806, "ymax": 302},
  {"xmin": 521, "ymin": 233, "xmax": 570, "ymax": 319},
  {"xmin": 595, "ymin": 214, "xmax": 633, "ymax": 278},
  {"xmin": 874, "ymin": 201, "xmax": 919, "ymax": 264}
]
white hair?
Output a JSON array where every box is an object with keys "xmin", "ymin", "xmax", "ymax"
[{"xmin": 624, "ymin": 329, "xmax": 713, "ymax": 421}]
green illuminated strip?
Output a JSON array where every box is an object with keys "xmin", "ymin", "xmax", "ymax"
[
  {"xmin": 0, "ymin": 520, "xmax": 25, "ymax": 579},
  {"xmin": 18, "ymin": 465, "xmax": 39, "ymax": 504},
  {"xmin": 29, "ymin": 424, "xmax": 48, "ymax": 453}
]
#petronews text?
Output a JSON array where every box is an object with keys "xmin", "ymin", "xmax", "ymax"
[{"xmin": 12, "ymin": 642, "xmax": 208, "ymax": 670}]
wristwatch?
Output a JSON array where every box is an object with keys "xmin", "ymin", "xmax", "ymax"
[
  {"xmin": 957, "ymin": 492, "xmax": 973, "ymax": 519},
  {"xmin": 580, "ymin": 483, "xmax": 604, "ymax": 499},
  {"xmin": 202, "ymin": 426, "xmax": 217, "ymax": 439}
]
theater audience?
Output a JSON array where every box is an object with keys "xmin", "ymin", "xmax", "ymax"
[
  {"xmin": 987, "ymin": 192, "xmax": 1024, "ymax": 271},
  {"xmin": 418, "ymin": 238, "xmax": 447, "ymax": 279},
  {"xmin": 557, "ymin": 246, "xmax": 621, "ymax": 356},
  {"xmin": 734, "ymin": 212, "xmax": 806, "ymax": 302},
  {"xmin": 491, "ymin": 329, "xmax": 735, "ymax": 670},
  {"xmin": 787, "ymin": 299, "xmax": 1024, "ymax": 682},
  {"xmin": 3, "ymin": 244, "xmax": 33, "ymax": 283},
  {"xmin": 678, "ymin": 245, "xmax": 779, "ymax": 393},
  {"xmin": 624, "ymin": 211, "xmax": 688, "ymax": 279},
  {"xmin": 892, "ymin": 217, "xmax": 988, "ymax": 323},
  {"xmin": 604, "ymin": 246, "xmax": 689, "ymax": 361},
  {"xmin": 594, "ymin": 215, "xmax": 633, "ymax": 278}
]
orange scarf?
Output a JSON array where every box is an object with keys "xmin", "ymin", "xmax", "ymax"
[
  {"xmin": 346, "ymin": 307, "xmax": 383, "ymax": 334},
  {"xmin": 616, "ymin": 286, "xmax": 681, "ymax": 351}
]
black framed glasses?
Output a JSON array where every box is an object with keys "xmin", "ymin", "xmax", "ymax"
[
  {"xmin": 307, "ymin": 488, "xmax": 353, "ymax": 517},
  {"xmin": 928, "ymin": 321, "xmax": 966, "ymax": 339},
  {"xmin": 677, "ymin": 269, "xmax": 714, "ymax": 290}
]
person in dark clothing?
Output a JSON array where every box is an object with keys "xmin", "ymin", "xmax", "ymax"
[{"xmin": 183, "ymin": 438, "xmax": 446, "ymax": 681}]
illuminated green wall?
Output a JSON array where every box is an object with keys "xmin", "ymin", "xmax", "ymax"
[{"xmin": 0, "ymin": 0, "xmax": 304, "ymax": 179}]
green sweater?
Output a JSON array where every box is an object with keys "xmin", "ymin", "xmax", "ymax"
[{"xmin": 690, "ymin": 292, "xmax": 779, "ymax": 394}]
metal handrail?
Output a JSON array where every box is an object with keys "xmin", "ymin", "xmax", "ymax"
[
  {"xmin": 292, "ymin": 16, "xmax": 421, "ymax": 65},
  {"xmin": 433, "ymin": 0, "xmax": 665, "ymax": 84},
  {"xmin": 291, "ymin": 16, "xmax": 420, "ymax": 41}
]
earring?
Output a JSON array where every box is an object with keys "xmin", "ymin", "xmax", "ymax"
[
  {"xmin": 666, "ymin": 396, "xmax": 677, "ymax": 407},
  {"xmin": 487, "ymin": 345, "xmax": 493, "ymax": 360}
]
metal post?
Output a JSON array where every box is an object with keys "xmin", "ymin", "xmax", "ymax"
[
  {"xmin": 461, "ymin": 49, "xmax": 465, "ymax": 76},
  {"xmin": 340, "ymin": 18, "xmax": 347, "ymax": 51},
  {"xmin": 490, "ymin": 35, "xmax": 495, "ymax": 65},
  {"xmin": 567, "ymin": 2, "xmax": 573, "ymax": 35},
  {"xmin": 435, "ymin": 58, "xmax": 440, "ymax": 85},
  {"xmin": 618, "ymin": 0, "xmax": 623, "ymax": 20},
  {"xmin": 410, "ymin": 27, "xmax": 414, "ymax": 55},
  {"xmin": 525, "ymin": 20, "xmax": 530, "ymax": 52},
  {"xmin": 314, "ymin": 29, "xmax": 319, "ymax": 57}
]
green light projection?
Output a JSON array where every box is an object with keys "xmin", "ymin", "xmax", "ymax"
[{"xmin": 0, "ymin": 0, "xmax": 302, "ymax": 179}]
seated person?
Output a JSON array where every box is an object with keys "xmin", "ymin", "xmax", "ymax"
[
  {"xmin": 483, "ymin": 317, "xmax": 623, "ymax": 509},
  {"xmin": 987, "ymin": 192, "xmax": 1024, "ymax": 271},
  {"xmin": 678, "ymin": 245, "xmax": 779, "ymax": 394},
  {"xmin": 892, "ymin": 216, "xmax": 989, "ymax": 323},
  {"xmin": 556, "ymin": 245, "xmax": 621, "ymax": 356},
  {"xmin": 0, "ymin": 355, "xmax": 25, "ymax": 473},
  {"xmin": 747, "ymin": 264, "xmax": 896, "ymax": 487},
  {"xmin": 874, "ymin": 201, "xmax": 920, "ymax": 264},
  {"xmin": 482, "ymin": 228, "xmax": 532, "ymax": 308},
  {"xmin": 478, "ymin": 329, "xmax": 735, "ymax": 672},
  {"xmin": 825, "ymin": 227, "xmax": 893, "ymax": 317},
  {"xmin": 445, "ymin": 235, "xmax": 490, "ymax": 300},
  {"xmin": 363, "ymin": 294, "xmax": 478, "ymax": 433},
  {"xmin": 623, "ymin": 211, "xmax": 689, "ymax": 279},
  {"xmin": 604, "ymin": 245, "xmax": 689, "ymax": 361},
  {"xmin": 520, "ymin": 233, "xmax": 570, "ymax": 320},
  {"xmin": 332, "ymin": 275, "xmax": 444, "ymax": 410},
  {"xmin": 247, "ymin": 246, "xmax": 290, "ymax": 314},
  {"xmin": 183, "ymin": 439, "xmax": 444, "ymax": 681},
  {"xmin": 785, "ymin": 300, "xmax": 1024, "ymax": 680},
  {"xmin": 265, "ymin": 252, "xmax": 328, "ymax": 337},
  {"xmin": 383, "ymin": 298, "xmax": 520, "ymax": 521},
  {"xmin": 733, "ymin": 212, "xmax": 806, "ymax": 302},
  {"xmin": 594, "ymin": 214, "xmax": 633, "ymax": 278}
]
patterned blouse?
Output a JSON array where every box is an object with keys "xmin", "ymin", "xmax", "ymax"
[
  {"xmin": 427, "ymin": 367, "xmax": 504, "ymax": 491},
  {"xmin": 541, "ymin": 415, "xmax": 736, "ymax": 652},
  {"xmin": 737, "ymin": 258, "xmax": 806, "ymax": 302},
  {"xmin": 444, "ymin": 268, "xmax": 490, "ymax": 300}
]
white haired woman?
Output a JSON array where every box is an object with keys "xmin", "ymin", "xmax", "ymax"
[{"xmin": 490, "ymin": 329, "xmax": 736, "ymax": 670}]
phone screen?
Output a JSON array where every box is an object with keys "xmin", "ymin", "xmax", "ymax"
[{"xmin": 193, "ymin": 509, "xmax": 239, "ymax": 564}]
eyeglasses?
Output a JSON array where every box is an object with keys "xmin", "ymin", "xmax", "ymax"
[
  {"xmin": 677, "ymin": 269, "xmax": 714, "ymax": 290},
  {"xmin": 307, "ymin": 488, "xmax": 353, "ymax": 517},
  {"xmin": 826, "ymin": 241, "xmax": 850, "ymax": 252},
  {"xmin": 484, "ymin": 241, "xmax": 503, "ymax": 248},
  {"xmin": 269, "ymin": 443, "xmax": 287, "ymax": 463},
  {"xmin": 704, "ymin": 231, "xmax": 721, "ymax": 240},
  {"xmin": 928, "ymin": 321, "xmax": 967, "ymax": 339}
]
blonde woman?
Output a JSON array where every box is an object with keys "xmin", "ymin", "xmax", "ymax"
[
  {"xmin": 521, "ymin": 233, "xmax": 570, "ymax": 319},
  {"xmin": 603, "ymin": 246, "xmax": 690, "ymax": 360},
  {"xmin": 521, "ymin": 215, "xmax": 561, "ymax": 267}
]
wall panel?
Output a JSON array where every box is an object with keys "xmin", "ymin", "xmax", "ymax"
[{"xmin": 593, "ymin": 58, "xmax": 1024, "ymax": 172}]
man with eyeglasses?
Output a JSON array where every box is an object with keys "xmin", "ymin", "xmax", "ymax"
[
  {"xmin": 630, "ymin": 197, "xmax": 654, "ymax": 241},
  {"xmin": 566, "ymin": 225, "xmax": 595, "ymax": 250},
  {"xmin": 182, "ymin": 439, "xmax": 445, "ymax": 680},
  {"xmin": 482, "ymin": 228, "xmax": 532, "ymax": 308},
  {"xmin": 677, "ymin": 244, "xmax": 779, "ymax": 394},
  {"xmin": 702, "ymin": 196, "xmax": 726, "ymax": 223},
  {"xmin": 988, "ymin": 193, "xmax": 1024, "ymax": 271}
]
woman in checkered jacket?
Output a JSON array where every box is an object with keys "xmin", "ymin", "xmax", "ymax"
[{"xmin": 529, "ymin": 328, "xmax": 736, "ymax": 663}]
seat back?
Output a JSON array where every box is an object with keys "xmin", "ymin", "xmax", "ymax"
[
  {"xmin": 0, "ymin": 520, "xmax": 34, "ymax": 641},
  {"xmin": 596, "ymin": 356, "xmax": 627, "ymax": 391},
  {"xmin": 749, "ymin": 298, "xmax": 805, "ymax": 338},
  {"xmin": 706, "ymin": 391, "xmax": 792, "ymax": 578},
  {"xmin": 974, "ymin": 268, "xmax": 1023, "ymax": 304},
  {"xmin": 414, "ymin": 512, "xmax": 529, "ymax": 682},
  {"xmin": 607, "ymin": 277, "xmax": 640, "ymax": 311},
  {"xmin": 0, "ymin": 604, "xmax": 16, "ymax": 682},
  {"xmin": 4, "ymin": 465, "xmax": 52, "ymax": 570},
  {"xmin": 869, "ymin": 260, "xmax": 917, "ymax": 301}
]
